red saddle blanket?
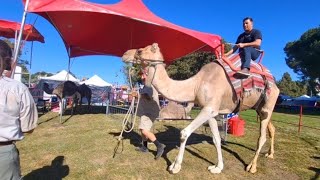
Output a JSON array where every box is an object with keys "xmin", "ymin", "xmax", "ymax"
[{"xmin": 216, "ymin": 54, "xmax": 275, "ymax": 99}]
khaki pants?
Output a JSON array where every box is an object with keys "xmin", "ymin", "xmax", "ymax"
[{"xmin": 0, "ymin": 144, "xmax": 21, "ymax": 180}]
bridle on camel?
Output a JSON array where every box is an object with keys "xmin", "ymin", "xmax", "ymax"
[{"xmin": 134, "ymin": 50, "xmax": 165, "ymax": 86}]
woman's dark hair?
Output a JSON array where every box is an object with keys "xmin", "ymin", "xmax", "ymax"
[
  {"xmin": 243, "ymin": 17, "xmax": 253, "ymax": 22},
  {"xmin": 0, "ymin": 40, "xmax": 13, "ymax": 75}
]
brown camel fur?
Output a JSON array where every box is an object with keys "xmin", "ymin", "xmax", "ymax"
[
  {"xmin": 160, "ymin": 101, "xmax": 194, "ymax": 119},
  {"xmin": 49, "ymin": 81, "xmax": 81, "ymax": 114},
  {"xmin": 122, "ymin": 43, "xmax": 279, "ymax": 174},
  {"xmin": 77, "ymin": 83, "xmax": 92, "ymax": 106}
]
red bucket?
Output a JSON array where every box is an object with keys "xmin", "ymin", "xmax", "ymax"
[{"xmin": 228, "ymin": 116, "xmax": 245, "ymax": 136}]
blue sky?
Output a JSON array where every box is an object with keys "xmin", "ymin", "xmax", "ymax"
[{"xmin": 1, "ymin": 0, "xmax": 319, "ymax": 85}]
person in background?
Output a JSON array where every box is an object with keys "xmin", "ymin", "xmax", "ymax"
[
  {"xmin": 225, "ymin": 17, "xmax": 262, "ymax": 77},
  {"xmin": 136, "ymin": 82, "xmax": 166, "ymax": 160},
  {"xmin": 0, "ymin": 39, "xmax": 38, "ymax": 180}
]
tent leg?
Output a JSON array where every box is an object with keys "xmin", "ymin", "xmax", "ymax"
[{"xmin": 12, "ymin": 0, "xmax": 30, "ymax": 79}]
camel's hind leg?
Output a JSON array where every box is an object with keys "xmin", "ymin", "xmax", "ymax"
[
  {"xmin": 247, "ymin": 86, "xmax": 279, "ymax": 173},
  {"xmin": 246, "ymin": 111, "xmax": 270, "ymax": 173},
  {"xmin": 207, "ymin": 117, "xmax": 224, "ymax": 174},
  {"xmin": 265, "ymin": 121, "xmax": 275, "ymax": 159}
]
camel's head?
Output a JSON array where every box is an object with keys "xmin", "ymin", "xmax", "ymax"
[
  {"xmin": 122, "ymin": 43, "xmax": 165, "ymax": 87},
  {"xmin": 122, "ymin": 43, "xmax": 164, "ymax": 65}
]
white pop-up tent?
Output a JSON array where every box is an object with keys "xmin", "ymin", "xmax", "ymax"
[
  {"xmin": 79, "ymin": 75, "xmax": 111, "ymax": 87},
  {"xmin": 36, "ymin": 70, "xmax": 79, "ymax": 101},
  {"xmin": 79, "ymin": 75, "xmax": 111, "ymax": 105},
  {"xmin": 40, "ymin": 70, "xmax": 79, "ymax": 82}
]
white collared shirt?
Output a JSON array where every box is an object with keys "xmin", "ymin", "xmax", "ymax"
[{"xmin": 0, "ymin": 77, "xmax": 38, "ymax": 141}]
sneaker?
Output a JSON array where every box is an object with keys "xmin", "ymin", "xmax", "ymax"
[
  {"xmin": 135, "ymin": 146, "xmax": 149, "ymax": 153},
  {"xmin": 155, "ymin": 144, "xmax": 166, "ymax": 160},
  {"xmin": 236, "ymin": 68, "xmax": 250, "ymax": 77}
]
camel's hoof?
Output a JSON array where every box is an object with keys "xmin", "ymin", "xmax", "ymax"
[
  {"xmin": 169, "ymin": 163, "xmax": 181, "ymax": 174},
  {"xmin": 265, "ymin": 153, "xmax": 274, "ymax": 159},
  {"xmin": 246, "ymin": 163, "xmax": 257, "ymax": 174},
  {"xmin": 208, "ymin": 165, "xmax": 222, "ymax": 174}
]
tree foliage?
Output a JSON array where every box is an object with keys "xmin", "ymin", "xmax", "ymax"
[
  {"xmin": 276, "ymin": 72, "xmax": 307, "ymax": 97},
  {"xmin": 166, "ymin": 52, "xmax": 215, "ymax": 80},
  {"xmin": 2, "ymin": 39, "xmax": 30, "ymax": 82},
  {"xmin": 30, "ymin": 71, "xmax": 54, "ymax": 83},
  {"xmin": 284, "ymin": 27, "xmax": 320, "ymax": 81}
]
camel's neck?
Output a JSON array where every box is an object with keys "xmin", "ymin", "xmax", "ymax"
[{"xmin": 149, "ymin": 64, "xmax": 198, "ymax": 102}]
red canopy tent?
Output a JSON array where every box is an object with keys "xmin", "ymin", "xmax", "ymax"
[
  {"xmin": 0, "ymin": 19, "xmax": 44, "ymax": 82},
  {"xmin": 0, "ymin": 19, "xmax": 44, "ymax": 43},
  {"xmin": 23, "ymin": 0, "xmax": 222, "ymax": 63}
]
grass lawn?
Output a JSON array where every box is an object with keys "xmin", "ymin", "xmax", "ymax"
[{"xmin": 17, "ymin": 108, "xmax": 320, "ymax": 180}]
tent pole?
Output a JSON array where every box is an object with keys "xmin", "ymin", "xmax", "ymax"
[
  {"xmin": 11, "ymin": 0, "xmax": 30, "ymax": 79},
  {"xmin": 28, "ymin": 41, "xmax": 34, "ymax": 87},
  {"xmin": 67, "ymin": 46, "xmax": 71, "ymax": 81}
]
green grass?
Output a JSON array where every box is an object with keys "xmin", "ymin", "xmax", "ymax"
[{"xmin": 17, "ymin": 109, "xmax": 320, "ymax": 180}]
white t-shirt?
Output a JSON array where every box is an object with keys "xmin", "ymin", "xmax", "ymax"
[{"xmin": 0, "ymin": 77, "xmax": 38, "ymax": 141}]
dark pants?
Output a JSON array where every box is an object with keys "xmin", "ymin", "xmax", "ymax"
[{"xmin": 240, "ymin": 47, "xmax": 261, "ymax": 69}]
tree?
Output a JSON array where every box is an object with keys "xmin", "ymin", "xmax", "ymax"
[
  {"xmin": 166, "ymin": 52, "xmax": 215, "ymax": 80},
  {"xmin": 284, "ymin": 27, "xmax": 320, "ymax": 94},
  {"xmin": 276, "ymin": 72, "xmax": 307, "ymax": 97},
  {"xmin": 2, "ymin": 39, "xmax": 30, "ymax": 82},
  {"xmin": 30, "ymin": 71, "xmax": 54, "ymax": 83}
]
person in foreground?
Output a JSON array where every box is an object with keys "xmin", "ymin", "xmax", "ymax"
[
  {"xmin": 0, "ymin": 39, "xmax": 38, "ymax": 180},
  {"xmin": 136, "ymin": 81, "xmax": 166, "ymax": 160},
  {"xmin": 225, "ymin": 17, "xmax": 262, "ymax": 77}
]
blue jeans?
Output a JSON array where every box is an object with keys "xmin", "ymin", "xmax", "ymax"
[{"xmin": 240, "ymin": 47, "xmax": 261, "ymax": 69}]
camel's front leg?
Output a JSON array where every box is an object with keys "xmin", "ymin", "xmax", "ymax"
[
  {"xmin": 246, "ymin": 115, "xmax": 270, "ymax": 173},
  {"xmin": 207, "ymin": 118, "xmax": 223, "ymax": 174},
  {"xmin": 169, "ymin": 107, "xmax": 217, "ymax": 174}
]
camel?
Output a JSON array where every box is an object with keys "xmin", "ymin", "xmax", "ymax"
[
  {"xmin": 43, "ymin": 81, "xmax": 81, "ymax": 114},
  {"xmin": 122, "ymin": 43, "xmax": 279, "ymax": 174},
  {"xmin": 77, "ymin": 83, "xmax": 92, "ymax": 106},
  {"xmin": 159, "ymin": 101, "xmax": 194, "ymax": 119}
]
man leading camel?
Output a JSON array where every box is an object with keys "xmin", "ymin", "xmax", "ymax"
[
  {"xmin": 225, "ymin": 17, "xmax": 262, "ymax": 77},
  {"xmin": 136, "ymin": 80, "xmax": 166, "ymax": 160}
]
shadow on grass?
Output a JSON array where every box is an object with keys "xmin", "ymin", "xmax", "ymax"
[
  {"xmin": 308, "ymin": 167, "xmax": 320, "ymax": 180},
  {"xmin": 109, "ymin": 124, "xmax": 253, "ymax": 170},
  {"xmin": 109, "ymin": 130, "xmax": 141, "ymax": 158},
  {"xmin": 56, "ymin": 105, "xmax": 106, "ymax": 117},
  {"xmin": 38, "ymin": 114, "xmax": 59, "ymax": 125},
  {"xmin": 23, "ymin": 156, "xmax": 69, "ymax": 180}
]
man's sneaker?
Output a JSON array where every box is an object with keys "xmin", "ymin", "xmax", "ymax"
[
  {"xmin": 236, "ymin": 68, "xmax": 250, "ymax": 77},
  {"xmin": 155, "ymin": 144, "xmax": 166, "ymax": 160},
  {"xmin": 135, "ymin": 146, "xmax": 149, "ymax": 153}
]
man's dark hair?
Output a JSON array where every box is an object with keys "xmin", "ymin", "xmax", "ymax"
[
  {"xmin": 0, "ymin": 39, "xmax": 13, "ymax": 74},
  {"xmin": 243, "ymin": 17, "xmax": 253, "ymax": 22}
]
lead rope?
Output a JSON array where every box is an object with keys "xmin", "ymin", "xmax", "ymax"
[{"xmin": 113, "ymin": 67, "xmax": 140, "ymax": 158}]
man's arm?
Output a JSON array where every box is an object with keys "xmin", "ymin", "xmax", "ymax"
[
  {"xmin": 20, "ymin": 88, "xmax": 38, "ymax": 133},
  {"xmin": 224, "ymin": 45, "xmax": 239, "ymax": 57},
  {"xmin": 237, "ymin": 39, "xmax": 261, "ymax": 48}
]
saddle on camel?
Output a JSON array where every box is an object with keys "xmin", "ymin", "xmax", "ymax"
[{"xmin": 220, "ymin": 51, "xmax": 275, "ymax": 104}]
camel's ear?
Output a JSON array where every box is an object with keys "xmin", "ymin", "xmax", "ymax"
[{"xmin": 151, "ymin": 43, "xmax": 159, "ymax": 53}]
